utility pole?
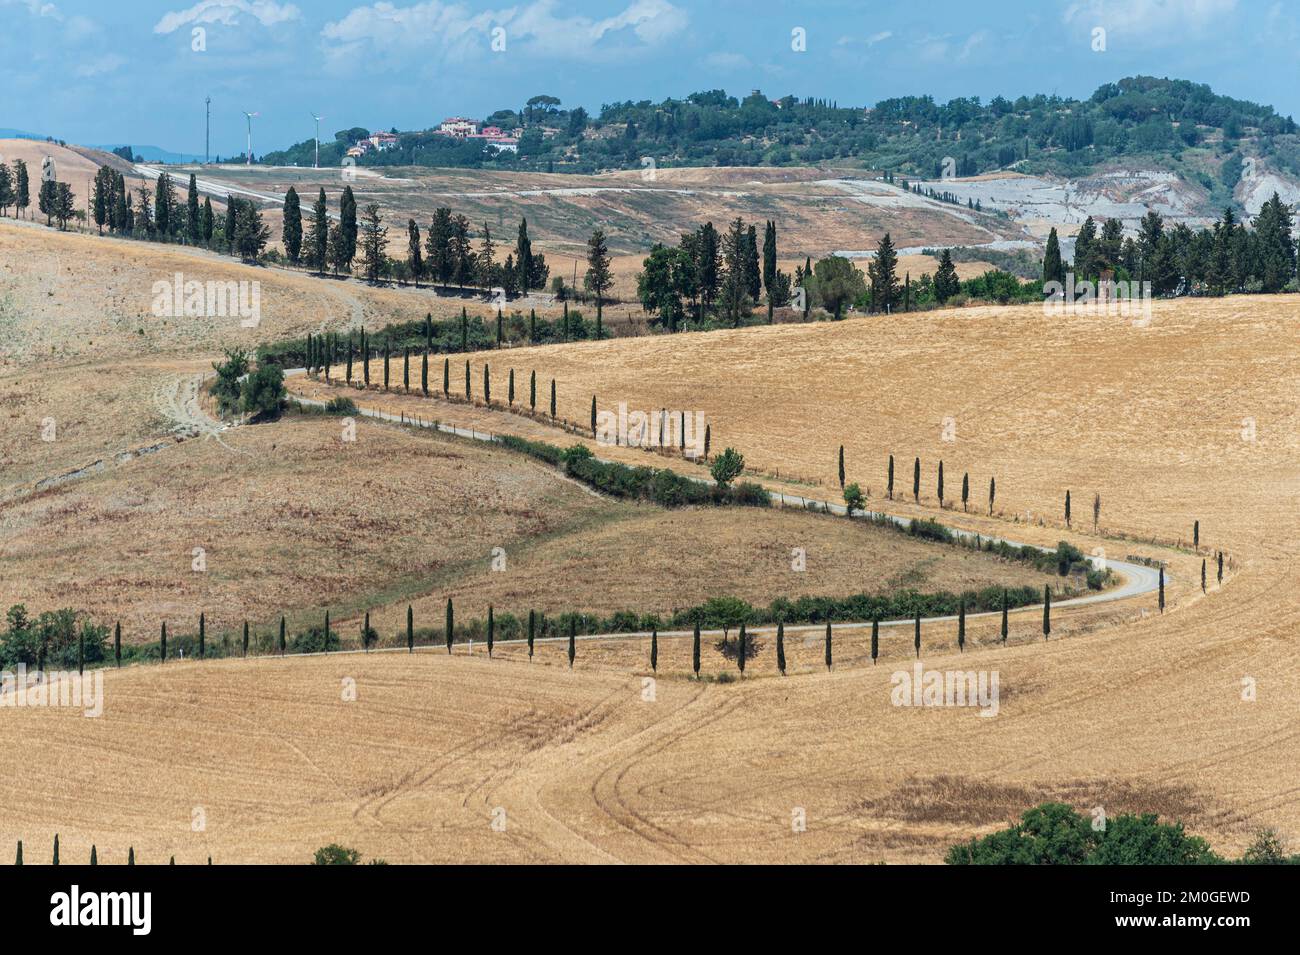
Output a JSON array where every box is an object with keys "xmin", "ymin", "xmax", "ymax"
[{"xmin": 205, "ymin": 96, "xmax": 210, "ymax": 165}]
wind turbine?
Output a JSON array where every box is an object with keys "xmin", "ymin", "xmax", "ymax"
[
  {"xmin": 311, "ymin": 112, "xmax": 325, "ymax": 169},
  {"xmin": 243, "ymin": 111, "xmax": 260, "ymax": 165}
]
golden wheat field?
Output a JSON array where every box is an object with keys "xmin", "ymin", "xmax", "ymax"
[{"xmin": 1, "ymin": 218, "xmax": 1297, "ymax": 864}]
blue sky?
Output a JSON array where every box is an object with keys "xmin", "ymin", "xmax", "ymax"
[{"xmin": 2, "ymin": 0, "xmax": 1296, "ymax": 155}]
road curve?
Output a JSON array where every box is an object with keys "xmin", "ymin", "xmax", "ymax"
[{"xmin": 284, "ymin": 376, "xmax": 1167, "ymax": 645}]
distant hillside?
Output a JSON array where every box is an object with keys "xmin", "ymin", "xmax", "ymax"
[
  {"xmin": 93, "ymin": 144, "xmax": 207, "ymax": 164},
  {"xmin": 261, "ymin": 77, "xmax": 1298, "ymax": 214}
]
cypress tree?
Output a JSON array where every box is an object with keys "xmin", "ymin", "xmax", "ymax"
[
  {"xmin": 1201, "ymin": 558, "xmax": 1207, "ymax": 594},
  {"xmin": 443, "ymin": 357, "xmax": 449, "ymax": 396},
  {"xmin": 279, "ymin": 616, "xmax": 286, "ymax": 655},
  {"xmin": 1217, "ymin": 551, "xmax": 1224, "ymax": 584},
  {"xmin": 529, "ymin": 308, "xmax": 536, "ymax": 343},
  {"xmin": 383, "ymin": 340, "xmax": 390, "ymax": 390},
  {"xmin": 824, "ymin": 620, "xmax": 832, "ymax": 670},
  {"xmin": 838, "ymin": 446, "xmax": 845, "ymax": 489},
  {"xmin": 14, "ymin": 841, "xmax": 20, "ymax": 865},
  {"xmin": 1193, "ymin": 520, "xmax": 1200, "ymax": 550},
  {"xmin": 445, "ymin": 598, "xmax": 454, "ymax": 653},
  {"xmin": 938, "ymin": 460, "xmax": 944, "ymax": 507},
  {"xmin": 530, "ymin": 370, "xmax": 536, "ymax": 410},
  {"xmin": 362, "ymin": 328, "xmax": 370, "ymax": 387},
  {"xmin": 242, "ymin": 620, "xmax": 249, "ymax": 657},
  {"xmin": 1065, "ymin": 489, "xmax": 1071, "ymax": 528},
  {"xmin": 403, "ymin": 348, "xmax": 410, "ymax": 392},
  {"xmin": 914, "ymin": 612, "xmax": 921, "ymax": 658},
  {"xmin": 199, "ymin": 612, "xmax": 205, "ymax": 659},
  {"xmin": 346, "ymin": 335, "xmax": 353, "ymax": 383},
  {"xmin": 568, "ymin": 619, "xmax": 576, "ymax": 668},
  {"xmin": 737, "ymin": 623, "xmax": 747, "ymax": 674},
  {"xmin": 487, "ymin": 606, "xmax": 495, "ymax": 657},
  {"xmin": 650, "ymin": 629, "xmax": 658, "ymax": 673},
  {"xmin": 887, "ymin": 454, "xmax": 894, "ymax": 500},
  {"xmin": 161, "ymin": 621, "xmax": 167, "ymax": 663},
  {"xmin": 550, "ymin": 379, "xmax": 556, "ymax": 418},
  {"xmin": 989, "ymin": 476, "xmax": 996, "ymax": 516},
  {"xmin": 871, "ymin": 618, "xmax": 879, "ymax": 664},
  {"xmin": 1042, "ymin": 586, "xmax": 1051, "ymax": 640},
  {"xmin": 1159, "ymin": 567, "xmax": 1166, "ymax": 613},
  {"xmin": 961, "ymin": 472, "xmax": 969, "ymax": 512},
  {"xmin": 528, "ymin": 610, "xmax": 536, "ymax": 660},
  {"xmin": 90, "ymin": 845, "xmax": 97, "ymax": 865},
  {"xmin": 692, "ymin": 622, "xmax": 701, "ymax": 677},
  {"xmin": 591, "ymin": 395, "xmax": 597, "ymax": 435},
  {"xmin": 704, "ymin": 424, "xmax": 711, "ymax": 459},
  {"xmin": 776, "ymin": 621, "xmax": 786, "ymax": 675},
  {"xmin": 128, "ymin": 847, "xmax": 135, "ymax": 866},
  {"xmin": 52, "ymin": 834, "xmax": 58, "ymax": 865},
  {"xmin": 465, "ymin": 359, "xmax": 471, "ymax": 399},
  {"xmin": 957, "ymin": 598, "xmax": 966, "ymax": 652},
  {"xmin": 325, "ymin": 610, "xmax": 330, "ymax": 652},
  {"xmin": 508, "ymin": 369, "xmax": 515, "ymax": 405},
  {"xmin": 421, "ymin": 350, "xmax": 429, "ymax": 396},
  {"xmin": 1001, "ymin": 589, "xmax": 1009, "ymax": 643},
  {"xmin": 363, "ymin": 611, "xmax": 371, "ymax": 652},
  {"xmin": 78, "ymin": 628, "xmax": 84, "ymax": 675},
  {"xmin": 484, "ymin": 364, "xmax": 491, "ymax": 404},
  {"xmin": 460, "ymin": 307, "xmax": 468, "ymax": 350},
  {"xmin": 114, "ymin": 621, "xmax": 121, "ymax": 666},
  {"xmin": 913, "ymin": 457, "xmax": 920, "ymax": 503},
  {"xmin": 496, "ymin": 310, "xmax": 503, "ymax": 347},
  {"xmin": 407, "ymin": 605, "xmax": 414, "ymax": 652}
]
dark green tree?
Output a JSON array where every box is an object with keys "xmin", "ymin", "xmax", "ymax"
[
  {"xmin": 282, "ymin": 185, "xmax": 302, "ymax": 263},
  {"xmin": 1042, "ymin": 586, "xmax": 1051, "ymax": 639},
  {"xmin": 692, "ymin": 621, "xmax": 701, "ymax": 677}
]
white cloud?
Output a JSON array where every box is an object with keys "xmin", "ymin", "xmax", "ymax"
[
  {"xmin": 703, "ymin": 51, "xmax": 750, "ymax": 71},
  {"xmin": 73, "ymin": 53, "xmax": 126, "ymax": 77},
  {"xmin": 836, "ymin": 30, "xmax": 892, "ymax": 48},
  {"xmin": 321, "ymin": 0, "xmax": 688, "ymax": 61},
  {"xmin": 1062, "ymin": 0, "xmax": 1236, "ymax": 35},
  {"xmin": 5, "ymin": 0, "xmax": 61, "ymax": 18},
  {"xmin": 154, "ymin": 0, "xmax": 301, "ymax": 35}
]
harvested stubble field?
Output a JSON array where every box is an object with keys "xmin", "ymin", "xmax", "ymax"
[{"xmin": 1, "ymin": 219, "xmax": 1297, "ymax": 864}]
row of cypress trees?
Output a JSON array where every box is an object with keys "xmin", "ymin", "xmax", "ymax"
[
  {"xmin": 854, "ymin": 451, "xmax": 999, "ymax": 516},
  {"xmin": 306, "ymin": 332, "xmax": 562, "ymax": 419},
  {"xmin": 641, "ymin": 586, "xmax": 1056, "ymax": 678},
  {"xmin": 16, "ymin": 835, "xmax": 204, "ymax": 865}
]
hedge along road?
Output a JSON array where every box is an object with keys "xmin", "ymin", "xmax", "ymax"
[{"xmin": 283, "ymin": 373, "xmax": 1167, "ymax": 654}]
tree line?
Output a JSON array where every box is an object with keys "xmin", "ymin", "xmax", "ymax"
[{"xmin": 1043, "ymin": 195, "xmax": 1297, "ymax": 295}]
